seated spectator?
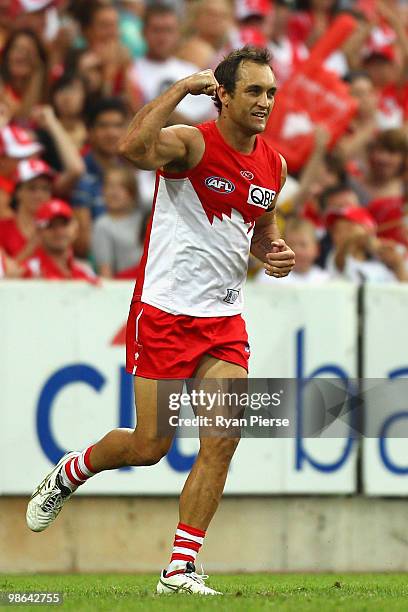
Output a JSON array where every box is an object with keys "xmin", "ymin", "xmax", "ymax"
[
  {"xmin": 24, "ymin": 199, "xmax": 97, "ymax": 282},
  {"xmin": 0, "ymin": 29, "xmax": 48, "ymax": 123},
  {"xmin": 0, "ymin": 158, "xmax": 53, "ymax": 262},
  {"xmin": 129, "ymin": 4, "xmax": 214, "ymax": 123},
  {"xmin": 71, "ymin": 97, "xmax": 128, "ymax": 256},
  {"xmin": 50, "ymin": 73, "xmax": 88, "ymax": 150},
  {"xmin": 92, "ymin": 167, "xmax": 142, "ymax": 278},
  {"xmin": 325, "ymin": 206, "xmax": 408, "ymax": 282},
  {"xmin": 256, "ymin": 217, "xmax": 329, "ymax": 284}
]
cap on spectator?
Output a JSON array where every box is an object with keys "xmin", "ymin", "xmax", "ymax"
[
  {"xmin": 236, "ymin": 0, "xmax": 271, "ymax": 20},
  {"xmin": 326, "ymin": 207, "xmax": 377, "ymax": 230},
  {"xmin": 36, "ymin": 199, "xmax": 73, "ymax": 228},
  {"xmin": 0, "ymin": 126, "xmax": 43, "ymax": 159},
  {"xmin": 11, "ymin": 0, "xmax": 54, "ymax": 16},
  {"xmin": 364, "ymin": 45, "xmax": 396, "ymax": 64},
  {"xmin": 14, "ymin": 159, "xmax": 54, "ymax": 184},
  {"xmin": 239, "ymin": 26, "xmax": 268, "ymax": 48}
]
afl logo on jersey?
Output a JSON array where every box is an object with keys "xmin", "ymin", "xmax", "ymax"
[
  {"xmin": 205, "ymin": 176, "xmax": 235, "ymax": 194},
  {"xmin": 247, "ymin": 184, "xmax": 276, "ymax": 209}
]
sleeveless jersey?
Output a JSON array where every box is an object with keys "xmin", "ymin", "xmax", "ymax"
[{"xmin": 132, "ymin": 121, "xmax": 282, "ymax": 317}]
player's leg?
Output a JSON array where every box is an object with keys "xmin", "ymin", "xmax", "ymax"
[
  {"xmin": 26, "ymin": 376, "xmax": 178, "ymax": 532},
  {"xmin": 158, "ymin": 356, "xmax": 246, "ymax": 595}
]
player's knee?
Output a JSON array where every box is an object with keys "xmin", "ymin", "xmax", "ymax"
[
  {"xmin": 126, "ymin": 437, "xmax": 171, "ymax": 466},
  {"xmin": 200, "ymin": 437, "xmax": 240, "ymax": 466}
]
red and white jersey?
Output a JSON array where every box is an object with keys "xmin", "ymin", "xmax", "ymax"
[{"xmin": 133, "ymin": 121, "xmax": 282, "ymax": 317}]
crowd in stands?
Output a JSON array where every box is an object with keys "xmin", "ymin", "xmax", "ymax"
[{"xmin": 1, "ymin": 0, "xmax": 408, "ymax": 285}]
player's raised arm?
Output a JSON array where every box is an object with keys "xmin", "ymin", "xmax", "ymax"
[{"xmin": 118, "ymin": 70, "xmax": 218, "ymax": 170}]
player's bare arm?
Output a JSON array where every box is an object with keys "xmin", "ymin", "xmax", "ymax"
[
  {"xmin": 250, "ymin": 156, "xmax": 295, "ymax": 278},
  {"xmin": 118, "ymin": 69, "xmax": 218, "ymax": 171}
]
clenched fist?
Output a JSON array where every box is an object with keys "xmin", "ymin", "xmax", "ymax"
[{"xmin": 185, "ymin": 69, "xmax": 219, "ymax": 97}]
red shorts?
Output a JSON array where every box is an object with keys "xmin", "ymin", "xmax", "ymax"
[{"xmin": 125, "ymin": 301, "xmax": 250, "ymax": 379}]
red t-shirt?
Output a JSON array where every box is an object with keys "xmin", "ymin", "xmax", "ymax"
[
  {"xmin": 0, "ymin": 217, "xmax": 27, "ymax": 257},
  {"xmin": 24, "ymin": 248, "xmax": 98, "ymax": 283}
]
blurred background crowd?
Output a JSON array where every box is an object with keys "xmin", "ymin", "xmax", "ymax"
[{"xmin": 1, "ymin": 0, "xmax": 408, "ymax": 284}]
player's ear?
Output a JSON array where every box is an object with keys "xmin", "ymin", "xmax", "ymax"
[{"xmin": 217, "ymin": 84, "xmax": 230, "ymax": 109}]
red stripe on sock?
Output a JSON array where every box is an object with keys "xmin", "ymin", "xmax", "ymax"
[
  {"xmin": 173, "ymin": 539, "xmax": 201, "ymax": 552},
  {"xmin": 83, "ymin": 445, "xmax": 96, "ymax": 473},
  {"xmin": 73, "ymin": 456, "xmax": 87, "ymax": 481},
  {"xmin": 177, "ymin": 522, "xmax": 205, "ymax": 538},
  {"xmin": 64, "ymin": 458, "xmax": 82, "ymax": 486},
  {"xmin": 170, "ymin": 553, "xmax": 195, "ymax": 563}
]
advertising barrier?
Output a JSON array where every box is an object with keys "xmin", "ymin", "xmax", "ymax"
[
  {"xmin": 1, "ymin": 281, "xmax": 359, "ymax": 495},
  {"xmin": 363, "ymin": 284, "xmax": 408, "ymax": 496}
]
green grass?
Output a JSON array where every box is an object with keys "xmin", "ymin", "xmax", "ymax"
[{"xmin": 1, "ymin": 574, "xmax": 408, "ymax": 611}]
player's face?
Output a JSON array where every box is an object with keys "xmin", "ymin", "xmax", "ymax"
[{"xmin": 226, "ymin": 62, "xmax": 276, "ymax": 134}]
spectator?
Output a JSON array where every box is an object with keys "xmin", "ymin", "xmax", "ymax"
[
  {"xmin": 0, "ymin": 247, "xmax": 25, "ymax": 278},
  {"xmin": 24, "ymin": 199, "xmax": 97, "ymax": 281},
  {"xmin": 30, "ymin": 104, "xmax": 85, "ymax": 196},
  {"xmin": 268, "ymin": 0, "xmax": 308, "ymax": 86},
  {"xmin": 92, "ymin": 166, "xmax": 143, "ymax": 277},
  {"xmin": 116, "ymin": 0, "xmax": 146, "ymax": 59},
  {"xmin": 128, "ymin": 4, "xmax": 214, "ymax": 123},
  {"xmin": 71, "ymin": 97, "xmax": 128, "ymax": 256},
  {"xmin": 0, "ymin": 158, "xmax": 53, "ymax": 262},
  {"xmin": 335, "ymin": 72, "xmax": 379, "ymax": 168},
  {"xmin": 177, "ymin": 0, "xmax": 233, "ymax": 69},
  {"xmin": 75, "ymin": 0, "xmax": 132, "ymax": 99},
  {"xmin": 50, "ymin": 73, "xmax": 88, "ymax": 150},
  {"xmin": 256, "ymin": 217, "xmax": 330, "ymax": 284},
  {"xmin": 351, "ymin": 129, "xmax": 408, "ymax": 247},
  {"xmin": 325, "ymin": 206, "xmax": 408, "ymax": 282},
  {"xmin": 0, "ymin": 29, "xmax": 48, "ymax": 123},
  {"xmin": 289, "ymin": 0, "xmax": 339, "ymax": 49}
]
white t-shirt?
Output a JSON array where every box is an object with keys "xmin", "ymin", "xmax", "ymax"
[
  {"xmin": 326, "ymin": 252, "xmax": 397, "ymax": 283},
  {"xmin": 256, "ymin": 265, "xmax": 330, "ymax": 285},
  {"xmin": 129, "ymin": 56, "xmax": 216, "ymax": 124}
]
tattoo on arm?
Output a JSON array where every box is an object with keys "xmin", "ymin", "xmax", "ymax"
[{"xmin": 251, "ymin": 230, "xmax": 276, "ymax": 262}]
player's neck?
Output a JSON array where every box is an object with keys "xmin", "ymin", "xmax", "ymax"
[{"xmin": 215, "ymin": 117, "xmax": 257, "ymax": 155}]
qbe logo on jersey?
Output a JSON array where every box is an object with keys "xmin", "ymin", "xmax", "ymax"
[{"xmin": 247, "ymin": 184, "xmax": 276, "ymax": 210}]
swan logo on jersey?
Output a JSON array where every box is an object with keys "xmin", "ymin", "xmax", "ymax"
[
  {"xmin": 223, "ymin": 288, "xmax": 240, "ymax": 304},
  {"xmin": 205, "ymin": 176, "xmax": 235, "ymax": 194},
  {"xmin": 247, "ymin": 184, "xmax": 276, "ymax": 210}
]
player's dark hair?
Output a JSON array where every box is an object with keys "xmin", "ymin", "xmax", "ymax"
[
  {"xmin": 213, "ymin": 46, "xmax": 272, "ymax": 113},
  {"xmin": 86, "ymin": 97, "xmax": 128, "ymax": 128}
]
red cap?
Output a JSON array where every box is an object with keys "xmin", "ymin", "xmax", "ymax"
[
  {"xmin": 239, "ymin": 26, "xmax": 268, "ymax": 48},
  {"xmin": 236, "ymin": 0, "xmax": 271, "ymax": 20},
  {"xmin": 364, "ymin": 44, "xmax": 396, "ymax": 64},
  {"xmin": 14, "ymin": 159, "xmax": 54, "ymax": 184},
  {"xmin": 326, "ymin": 206, "xmax": 377, "ymax": 231},
  {"xmin": 9, "ymin": 0, "xmax": 54, "ymax": 17},
  {"xmin": 36, "ymin": 199, "xmax": 73, "ymax": 228},
  {"xmin": 0, "ymin": 125, "xmax": 43, "ymax": 159}
]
